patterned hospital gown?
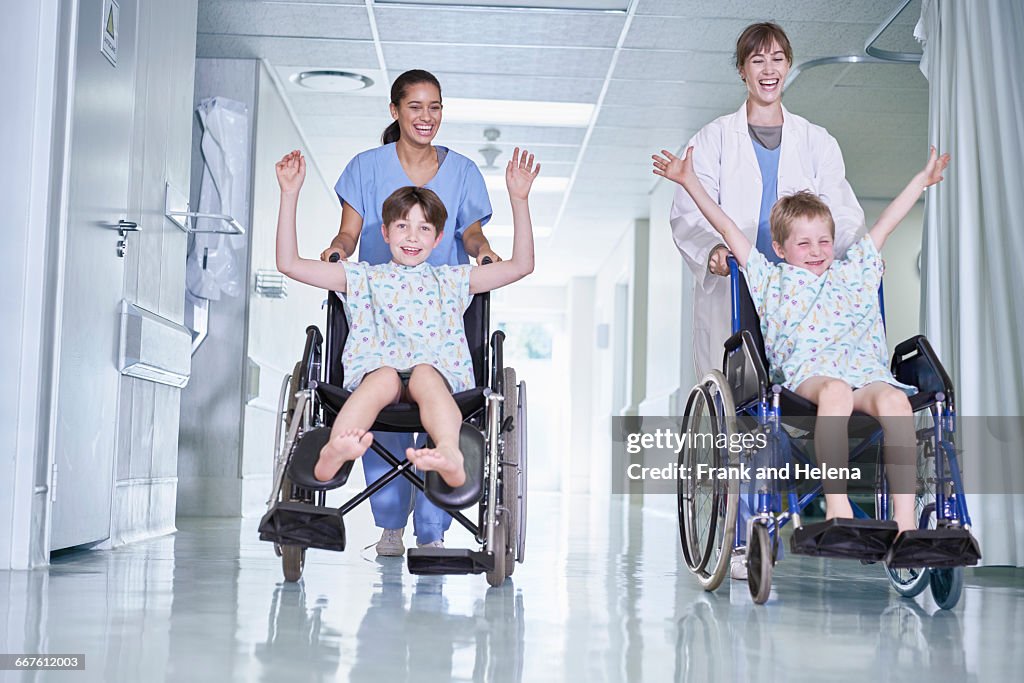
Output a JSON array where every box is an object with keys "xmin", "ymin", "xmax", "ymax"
[
  {"xmin": 741, "ymin": 236, "xmax": 914, "ymax": 393},
  {"xmin": 340, "ymin": 261, "xmax": 475, "ymax": 394}
]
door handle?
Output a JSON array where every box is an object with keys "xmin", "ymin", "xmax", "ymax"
[{"xmin": 118, "ymin": 220, "xmax": 139, "ymax": 237}]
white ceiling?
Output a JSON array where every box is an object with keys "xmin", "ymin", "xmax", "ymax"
[{"xmin": 197, "ymin": 0, "xmax": 927, "ymax": 285}]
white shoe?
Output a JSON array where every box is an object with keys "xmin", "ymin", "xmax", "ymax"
[
  {"xmin": 376, "ymin": 528, "xmax": 405, "ymax": 556},
  {"xmin": 730, "ymin": 549, "xmax": 748, "ymax": 581},
  {"xmin": 417, "ymin": 539, "xmax": 445, "ymax": 549}
]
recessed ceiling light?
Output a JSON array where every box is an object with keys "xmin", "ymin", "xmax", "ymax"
[
  {"xmin": 444, "ymin": 97, "xmax": 594, "ymax": 127},
  {"xmin": 291, "ymin": 70, "xmax": 374, "ymax": 93}
]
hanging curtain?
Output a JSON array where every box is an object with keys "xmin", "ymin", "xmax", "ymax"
[{"xmin": 917, "ymin": 0, "xmax": 1024, "ymax": 566}]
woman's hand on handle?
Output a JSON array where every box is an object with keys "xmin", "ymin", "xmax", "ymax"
[{"xmin": 708, "ymin": 244, "xmax": 732, "ymax": 277}]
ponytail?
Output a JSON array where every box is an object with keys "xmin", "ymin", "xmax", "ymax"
[{"xmin": 380, "ymin": 69, "xmax": 442, "ymax": 145}]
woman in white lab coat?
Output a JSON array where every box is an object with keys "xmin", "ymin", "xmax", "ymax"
[{"xmin": 670, "ymin": 22, "xmax": 865, "ymax": 377}]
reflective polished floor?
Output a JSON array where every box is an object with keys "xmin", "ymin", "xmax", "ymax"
[{"xmin": 2, "ymin": 493, "xmax": 1022, "ymax": 682}]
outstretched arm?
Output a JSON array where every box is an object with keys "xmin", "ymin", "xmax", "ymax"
[
  {"xmin": 870, "ymin": 146, "xmax": 949, "ymax": 251},
  {"xmin": 275, "ymin": 150, "xmax": 348, "ymax": 292},
  {"xmin": 469, "ymin": 148, "xmax": 538, "ymax": 294},
  {"xmin": 653, "ymin": 147, "xmax": 752, "ymax": 267}
]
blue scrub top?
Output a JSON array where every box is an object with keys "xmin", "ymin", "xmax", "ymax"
[
  {"xmin": 334, "ymin": 143, "xmax": 493, "ymax": 267},
  {"xmin": 752, "ymin": 140, "xmax": 783, "ymax": 264}
]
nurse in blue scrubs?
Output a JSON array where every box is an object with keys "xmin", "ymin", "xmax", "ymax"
[{"xmin": 321, "ymin": 69, "xmax": 499, "ymax": 556}]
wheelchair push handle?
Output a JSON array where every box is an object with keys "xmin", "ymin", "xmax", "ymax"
[{"xmin": 328, "ymin": 253, "xmax": 341, "ymax": 263}]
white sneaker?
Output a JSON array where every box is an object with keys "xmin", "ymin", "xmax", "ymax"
[
  {"xmin": 730, "ymin": 549, "xmax": 748, "ymax": 581},
  {"xmin": 417, "ymin": 539, "xmax": 445, "ymax": 549},
  {"xmin": 376, "ymin": 528, "xmax": 405, "ymax": 556}
]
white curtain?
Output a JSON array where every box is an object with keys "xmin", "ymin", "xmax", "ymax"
[{"xmin": 917, "ymin": 0, "xmax": 1024, "ymax": 566}]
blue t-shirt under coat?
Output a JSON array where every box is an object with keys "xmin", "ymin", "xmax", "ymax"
[{"xmin": 752, "ymin": 140, "xmax": 783, "ymax": 264}]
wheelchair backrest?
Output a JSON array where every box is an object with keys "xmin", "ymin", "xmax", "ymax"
[{"xmin": 324, "ymin": 290, "xmax": 490, "ymax": 390}]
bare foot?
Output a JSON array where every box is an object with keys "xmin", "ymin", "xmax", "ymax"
[
  {"xmin": 824, "ymin": 495, "xmax": 854, "ymax": 521},
  {"xmin": 315, "ymin": 429, "xmax": 373, "ymax": 481},
  {"xmin": 406, "ymin": 443, "xmax": 466, "ymax": 487}
]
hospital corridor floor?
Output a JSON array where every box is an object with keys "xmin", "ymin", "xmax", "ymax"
[{"xmin": 2, "ymin": 493, "xmax": 1022, "ymax": 682}]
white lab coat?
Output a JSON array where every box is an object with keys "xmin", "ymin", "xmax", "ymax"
[{"xmin": 670, "ymin": 103, "xmax": 866, "ymax": 376}]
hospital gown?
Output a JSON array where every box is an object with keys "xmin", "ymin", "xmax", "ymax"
[
  {"xmin": 340, "ymin": 261, "xmax": 475, "ymax": 394},
  {"xmin": 741, "ymin": 236, "xmax": 914, "ymax": 393}
]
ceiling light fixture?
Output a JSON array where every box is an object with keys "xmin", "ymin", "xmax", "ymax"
[
  {"xmin": 478, "ymin": 127, "xmax": 502, "ymax": 169},
  {"xmin": 291, "ymin": 70, "xmax": 374, "ymax": 92},
  {"xmin": 444, "ymin": 97, "xmax": 594, "ymax": 127}
]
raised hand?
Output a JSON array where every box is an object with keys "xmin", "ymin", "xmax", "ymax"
[
  {"xmin": 276, "ymin": 150, "xmax": 306, "ymax": 194},
  {"xmin": 920, "ymin": 145, "xmax": 951, "ymax": 188},
  {"xmin": 506, "ymin": 147, "xmax": 540, "ymax": 200},
  {"xmin": 651, "ymin": 146, "xmax": 696, "ymax": 187}
]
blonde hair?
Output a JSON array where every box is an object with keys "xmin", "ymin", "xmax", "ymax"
[{"xmin": 769, "ymin": 191, "xmax": 834, "ymax": 244}]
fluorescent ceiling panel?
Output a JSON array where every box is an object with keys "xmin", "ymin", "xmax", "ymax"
[
  {"xmin": 484, "ymin": 174, "xmax": 569, "ymax": 193},
  {"xmin": 443, "ymin": 97, "xmax": 594, "ymax": 127},
  {"xmin": 374, "ymin": 1, "xmax": 629, "ymax": 10}
]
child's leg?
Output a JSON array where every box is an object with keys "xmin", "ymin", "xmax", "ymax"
[
  {"xmin": 853, "ymin": 382, "xmax": 917, "ymax": 533},
  {"xmin": 404, "ymin": 365, "xmax": 466, "ymax": 488},
  {"xmin": 316, "ymin": 367, "xmax": 402, "ymax": 482},
  {"xmin": 795, "ymin": 376, "xmax": 854, "ymax": 520}
]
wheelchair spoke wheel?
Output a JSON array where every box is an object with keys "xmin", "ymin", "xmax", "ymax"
[
  {"xmin": 677, "ymin": 371, "xmax": 738, "ymax": 591},
  {"xmin": 282, "ymin": 544, "xmax": 306, "ymax": 583},
  {"xmin": 929, "ymin": 567, "xmax": 963, "ymax": 610},
  {"xmin": 747, "ymin": 523, "xmax": 773, "ymax": 604},
  {"xmin": 501, "ymin": 368, "xmax": 527, "ymax": 576}
]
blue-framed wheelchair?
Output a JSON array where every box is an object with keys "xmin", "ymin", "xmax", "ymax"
[
  {"xmin": 258, "ymin": 287, "xmax": 527, "ymax": 588},
  {"xmin": 676, "ymin": 258, "xmax": 980, "ymax": 608}
]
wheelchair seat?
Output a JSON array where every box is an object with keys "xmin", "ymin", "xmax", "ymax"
[{"xmin": 316, "ymin": 382, "xmax": 488, "ymax": 432}]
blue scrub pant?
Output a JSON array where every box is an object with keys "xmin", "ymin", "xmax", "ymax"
[{"xmin": 364, "ymin": 431, "xmax": 452, "ymax": 544}]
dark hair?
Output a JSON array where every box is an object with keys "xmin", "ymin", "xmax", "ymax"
[
  {"xmin": 382, "ymin": 186, "xmax": 448, "ymax": 234},
  {"xmin": 381, "ymin": 69, "xmax": 443, "ymax": 145},
  {"xmin": 735, "ymin": 22, "xmax": 793, "ymax": 70},
  {"xmin": 769, "ymin": 191, "xmax": 834, "ymax": 244}
]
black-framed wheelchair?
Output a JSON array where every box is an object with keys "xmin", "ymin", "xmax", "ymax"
[
  {"xmin": 677, "ymin": 258, "xmax": 980, "ymax": 608},
  {"xmin": 258, "ymin": 287, "xmax": 527, "ymax": 588}
]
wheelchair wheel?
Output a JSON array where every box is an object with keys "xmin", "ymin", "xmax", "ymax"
[
  {"xmin": 677, "ymin": 370, "xmax": 738, "ymax": 591},
  {"xmin": 282, "ymin": 544, "xmax": 306, "ymax": 582},
  {"xmin": 929, "ymin": 567, "xmax": 963, "ymax": 610},
  {"xmin": 501, "ymin": 368, "xmax": 518, "ymax": 575},
  {"xmin": 747, "ymin": 523, "xmax": 773, "ymax": 604},
  {"xmin": 486, "ymin": 511, "xmax": 508, "ymax": 587}
]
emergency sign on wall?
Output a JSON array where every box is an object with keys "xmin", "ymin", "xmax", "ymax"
[{"xmin": 101, "ymin": 0, "xmax": 119, "ymax": 67}]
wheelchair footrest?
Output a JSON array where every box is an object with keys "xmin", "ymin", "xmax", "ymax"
[
  {"xmin": 258, "ymin": 501, "xmax": 346, "ymax": 552},
  {"xmin": 407, "ymin": 547, "xmax": 494, "ymax": 575},
  {"xmin": 885, "ymin": 527, "xmax": 981, "ymax": 569},
  {"xmin": 790, "ymin": 518, "xmax": 897, "ymax": 561}
]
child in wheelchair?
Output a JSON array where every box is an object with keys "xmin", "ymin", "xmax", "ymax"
[
  {"xmin": 275, "ymin": 147, "xmax": 539, "ymax": 488},
  {"xmin": 653, "ymin": 145, "xmax": 950, "ymax": 542}
]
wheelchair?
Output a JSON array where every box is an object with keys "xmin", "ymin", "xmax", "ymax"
[
  {"xmin": 677, "ymin": 258, "xmax": 980, "ymax": 608},
  {"xmin": 258, "ymin": 288, "xmax": 528, "ymax": 588}
]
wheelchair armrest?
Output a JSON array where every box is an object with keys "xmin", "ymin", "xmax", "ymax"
[
  {"xmin": 891, "ymin": 335, "xmax": 955, "ymax": 408},
  {"xmin": 299, "ymin": 325, "xmax": 323, "ymax": 390},
  {"xmin": 722, "ymin": 330, "xmax": 770, "ymax": 407},
  {"xmin": 489, "ymin": 330, "xmax": 506, "ymax": 393}
]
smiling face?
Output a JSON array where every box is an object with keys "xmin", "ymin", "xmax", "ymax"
[
  {"xmin": 390, "ymin": 81, "xmax": 442, "ymax": 146},
  {"xmin": 382, "ymin": 203, "xmax": 443, "ymax": 266},
  {"xmin": 773, "ymin": 214, "xmax": 835, "ymax": 276},
  {"xmin": 739, "ymin": 39, "xmax": 791, "ymax": 107}
]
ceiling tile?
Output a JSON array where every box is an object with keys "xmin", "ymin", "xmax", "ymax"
[
  {"xmin": 381, "ymin": 44, "xmax": 614, "ymax": 78},
  {"xmin": 198, "ymin": 0, "xmax": 370, "ymax": 39},
  {"xmin": 375, "ymin": 6, "xmax": 626, "ymax": 48},
  {"xmin": 196, "ymin": 34, "xmax": 379, "ymax": 66}
]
